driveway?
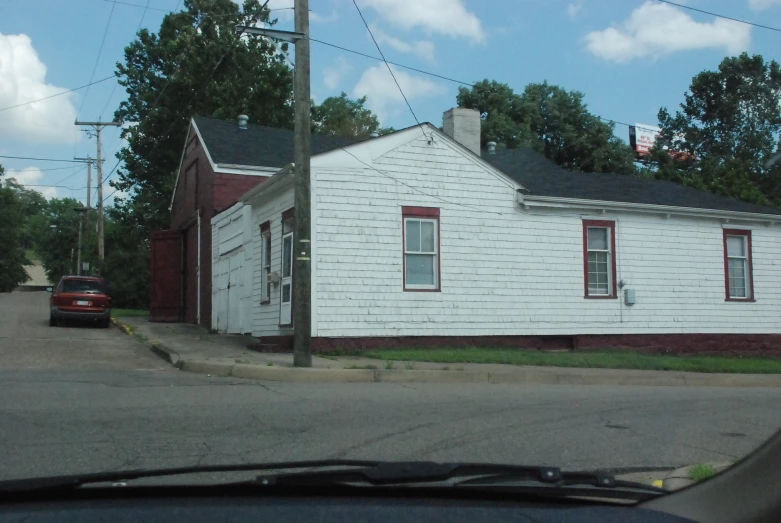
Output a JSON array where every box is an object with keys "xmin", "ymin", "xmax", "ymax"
[{"xmin": 0, "ymin": 291, "xmax": 168, "ymax": 371}]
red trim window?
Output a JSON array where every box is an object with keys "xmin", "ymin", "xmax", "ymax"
[
  {"xmin": 402, "ymin": 206, "xmax": 441, "ymax": 291},
  {"xmin": 723, "ymin": 229, "xmax": 754, "ymax": 301},
  {"xmin": 582, "ymin": 220, "xmax": 617, "ymax": 299},
  {"xmin": 259, "ymin": 221, "xmax": 271, "ymax": 304}
]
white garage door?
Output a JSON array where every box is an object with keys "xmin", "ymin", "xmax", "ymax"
[{"xmin": 213, "ymin": 249, "xmax": 245, "ymax": 334}]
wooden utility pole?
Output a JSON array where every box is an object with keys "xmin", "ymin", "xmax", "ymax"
[
  {"xmin": 236, "ymin": 1, "xmax": 311, "ymax": 367},
  {"xmin": 74, "ymin": 156, "xmax": 95, "ymax": 250},
  {"xmin": 74, "ymin": 121, "xmax": 121, "ymax": 261},
  {"xmin": 292, "ymin": 0, "xmax": 312, "ymax": 367}
]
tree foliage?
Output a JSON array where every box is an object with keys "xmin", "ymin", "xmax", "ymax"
[
  {"xmin": 653, "ymin": 53, "xmax": 781, "ymax": 206},
  {"xmin": 0, "ymin": 165, "xmax": 31, "ymax": 292},
  {"xmin": 26, "ymin": 197, "xmax": 84, "ymax": 285},
  {"xmin": 457, "ymin": 80, "xmax": 637, "ymax": 174},
  {"xmin": 312, "ymin": 92, "xmax": 393, "ymax": 139},
  {"xmin": 101, "ymin": 208, "xmax": 150, "ymax": 309},
  {"xmin": 112, "ymin": 0, "xmax": 295, "ymax": 232}
]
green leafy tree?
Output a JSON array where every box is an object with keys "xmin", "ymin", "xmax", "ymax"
[
  {"xmin": 1, "ymin": 177, "xmax": 47, "ymax": 253},
  {"xmin": 312, "ymin": 92, "xmax": 393, "ymax": 139},
  {"xmin": 28, "ymin": 198, "xmax": 83, "ymax": 284},
  {"xmin": 100, "ymin": 208, "xmax": 150, "ymax": 309},
  {"xmin": 112, "ymin": 0, "xmax": 294, "ymax": 232},
  {"xmin": 0, "ymin": 165, "xmax": 31, "ymax": 291},
  {"xmin": 457, "ymin": 80, "xmax": 637, "ymax": 174},
  {"xmin": 654, "ymin": 53, "xmax": 781, "ymax": 205}
]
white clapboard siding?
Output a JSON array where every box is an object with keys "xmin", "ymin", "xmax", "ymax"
[
  {"xmin": 249, "ymin": 186, "xmax": 295, "ymax": 337},
  {"xmin": 312, "ymin": 132, "xmax": 781, "ymax": 338}
]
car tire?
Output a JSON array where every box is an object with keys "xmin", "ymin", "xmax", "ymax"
[
  {"xmin": 100, "ymin": 319, "xmax": 110, "ymax": 329},
  {"xmin": 49, "ymin": 315, "xmax": 56, "ymax": 327}
]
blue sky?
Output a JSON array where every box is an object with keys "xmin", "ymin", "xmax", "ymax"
[{"xmin": 2, "ymin": 0, "xmax": 781, "ymax": 205}]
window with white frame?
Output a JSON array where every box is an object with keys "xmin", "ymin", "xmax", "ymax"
[
  {"xmin": 260, "ymin": 227, "xmax": 271, "ymax": 303},
  {"xmin": 402, "ymin": 207, "xmax": 440, "ymax": 290},
  {"xmin": 724, "ymin": 230, "xmax": 753, "ymax": 300},
  {"xmin": 583, "ymin": 220, "xmax": 616, "ymax": 298}
]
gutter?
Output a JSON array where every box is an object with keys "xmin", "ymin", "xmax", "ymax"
[
  {"xmin": 519, "ymin": 193, "xmax": 781, "ymax": 225},
  {"xmin": 215, "ymin": 163, "xmax": 278, "ymax": 173},
  {"xmin": 241, "ymin": 163, "xmax": 295, "ymax": 204}
]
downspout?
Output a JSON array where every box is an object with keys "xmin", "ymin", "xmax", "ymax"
[{"xmin": 197, "ymin": 210, "xmax": 201, "ymax": 325}]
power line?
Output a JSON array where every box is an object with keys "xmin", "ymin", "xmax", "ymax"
[
  {"xmin": 310, "ymin": 39, "xmax": 633, "ymax": 128},
  {"xmin": 0, "ymin": 76, "xmax": 115, "ymax": 113},
  {"xmin": 100, "ymin": 0, "xmax": 152, "ymax": 118},
  {"xmin": 656, "ymin": 0, "xmax": 781, "ymax": 33},
  {"xmin": 53, "ymin": 166, "xmax": 89, "ymax": 186},
  {"xmin": 104, "ymin": 0, "xmax": 168, "ymax": 12},
  {"xmin": 311, "ymin": 38, "xmax": 475, "ymax": 86},
  {"xmin": 28, "ymin": 165, "xmax": 86, "ymax": 172},
  {"xmin": 350, "ymin": 0, "xmax": 424, "ymax": 133},
  {"xmin": 79, "ymin": 0, "xmax": 117, "ymax": 115},
  {"xmin": 17, "ymin": 184, "xmax": 88, "ymax": 190},
  {"xmin": 0, "ymin": 156, "xmax": 84, "ymax": 163}
]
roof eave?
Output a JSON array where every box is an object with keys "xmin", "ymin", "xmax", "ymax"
[
  {"xmin": 241, "ymin": 163, "xmax": 295, "ymax": 203},
  {"xmin": 521, "ymin": 194, "xmax": 781, "ymax": 224}
]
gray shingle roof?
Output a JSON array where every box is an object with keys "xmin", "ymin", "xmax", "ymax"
[
  {"xmin": 192, "ymin": 117, "xmax": 781, "ymax": 216},
  {"xmin": 483, "ymin": 148, "xmax": 781, "ymax": 216},
  {"xmin": 193, "ymin": 116, "xmax": 359, "ymax": 167}
]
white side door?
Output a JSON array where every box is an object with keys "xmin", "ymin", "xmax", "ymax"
[{"xmin": 279, "ymin": 231, "xmax": 293, "ymax": 325}]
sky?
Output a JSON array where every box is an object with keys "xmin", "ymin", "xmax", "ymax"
[{"xmin": 2, "ymin": 0, "xmax": 781, "ymax": 205}]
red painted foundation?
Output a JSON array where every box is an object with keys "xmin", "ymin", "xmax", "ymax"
[{"xmin": 258, "ymin": 334, "xmax": 781, "ymax": 357}]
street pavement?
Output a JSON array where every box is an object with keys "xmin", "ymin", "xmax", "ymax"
[{"xmin": 2, "ymin": 291, "xmax": 781, "ymax": 483}]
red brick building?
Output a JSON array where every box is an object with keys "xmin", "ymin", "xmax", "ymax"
[{"xmin": 150, "ymin": 115, "xmax": 355, "ymax": 326}]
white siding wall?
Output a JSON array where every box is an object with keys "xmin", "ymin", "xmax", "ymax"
[
  {"xmin": 250, "ymin": 186, "xmax": 295, "ymax": 337},
  {"xmin": 313, "ymin": 133, "xmax": 781, "ymax": 338}
]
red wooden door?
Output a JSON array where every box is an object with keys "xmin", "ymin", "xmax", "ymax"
[{"xmin": 150, "ymin": 230, "xmax": 183, "ymax": 322}]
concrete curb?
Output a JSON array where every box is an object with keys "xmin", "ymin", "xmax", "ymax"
[
  {"xmin": 662, "ymin": 462, "xmax": 732, "ymax": 491},
  {"xmin": 169, "ymin": 358, "xmax": 781, "ymax": 387},
  {"xmin": 112, "ymin": 317, "xmax": 181, "ymax": 369},
  {"xmin": 111, "ymin": 317, "xmax": 132, "ymax": 335},
  {"xmin": 110, "ymin": 320, "xmax": 781, "ymax": 387}
]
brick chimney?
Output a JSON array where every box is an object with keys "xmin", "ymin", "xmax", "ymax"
[{"xmin": 442, "ymin": 108, "xmax": 480, "ymax": 155}]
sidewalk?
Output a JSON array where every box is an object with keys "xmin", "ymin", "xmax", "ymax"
[{"xmin": 115, "ymin": 317, "xmax": 781, "ymax": 387}]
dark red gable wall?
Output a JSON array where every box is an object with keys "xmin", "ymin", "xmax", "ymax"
[
  {"xmin": 213, "ymin": 173, "xmax": 268, "ymax": 214},
  {"xmin": 169, "ymin": 124, "xmax": 270, "ymax": 327}
]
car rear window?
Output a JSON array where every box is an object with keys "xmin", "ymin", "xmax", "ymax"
[{"xmin": 60, "ymin": 280, "xmax": 105, "ymax": 294}]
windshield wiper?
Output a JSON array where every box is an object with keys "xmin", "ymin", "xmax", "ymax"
[
  {"xmin": 255, "ymin": 461, "xmax": 666, "ymax": 501},
  {"xmin": 0, "ymin": 460, "xmax": 666, "ymax": 501},
  {"xmin": 0, "ymin": 460, "xmax": 381, "ymax": 493}
]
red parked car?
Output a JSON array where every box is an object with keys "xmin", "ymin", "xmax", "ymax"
[{"xmin": 48, "ymin": 276, "xmax": 112, "ymax": 328}]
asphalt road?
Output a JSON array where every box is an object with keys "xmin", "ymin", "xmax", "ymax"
[{"xmin": 2, "ymin": 291, "xmax": 781, "ymax": 482}]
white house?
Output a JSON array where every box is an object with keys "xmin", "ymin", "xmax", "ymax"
[{"xmin": 212, "ymin": 108, "xmax": 781, "ymax": 354}]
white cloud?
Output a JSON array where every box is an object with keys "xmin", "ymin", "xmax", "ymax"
[
  {"xmin": 0, "ymin": 34, "xmax": 80, "ymax": 144},
  {"xmin": 353, "ymin": 63, "xmax": 446, "ymax": 121},
  {"xmin": 323, "ymin": 56, "xmax": 352, "ymax": 90},
  {"xmin": 370, "ymin": 24, "xmax": 436, "ymax": 63},
  {"xmin": 567, "ymin": 0, "xmax": 585, "ymax": 19},
  {"xmin": 585, "ymin": 2, "xmax": 751, "ymax": 63},
  {"xmin": 749, "ymin": 0, "xmax": 781, "ymax": 10},
  {"xmin": 5, "ymin": 167, "xmax": 57, "ymax": 198},
  {"xmin": 358, "ymin": 0, "xmax": 484, "ymax": 43}
]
